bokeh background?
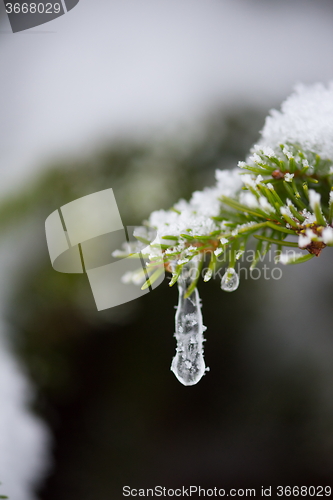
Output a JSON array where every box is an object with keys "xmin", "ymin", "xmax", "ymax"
[{"xmin": 1, "ymin": 1, "xmax": 333, "ymax": 498}]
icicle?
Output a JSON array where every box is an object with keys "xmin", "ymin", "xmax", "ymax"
[
  {"xmin": 221, "ymin": 267, "xmax": 239, "ymax": 292},
  {"xmin": 171, "ymin": 260, "xmax": 206, "ymax": 386}
]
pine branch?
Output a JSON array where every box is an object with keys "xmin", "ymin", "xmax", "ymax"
[{"xmin": 118, "ymin": 83, "xmax": 333, "ymax": 293}]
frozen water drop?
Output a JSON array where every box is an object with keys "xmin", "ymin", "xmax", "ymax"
[
  {"xmin": 203, "ymin": 269, "xmax": 212, "ymax": 282},
  {"xmin": 236, "ymin": 249, "xmax": 244, "ymax": 260},
  {"xmin": 171, "ymin": 259, "xmax": 207, "ymax": 386},
  {"xmin": 221, "ymin": 267, "xmax": 239, "ymax": 292}
]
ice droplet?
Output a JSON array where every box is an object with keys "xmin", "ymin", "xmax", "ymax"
[
  {"xmin": 203, "ymin": 268, "xmax": 212, "ymax": 282},
  {"xmin": 171, "ymin": 260, "xmax": 206, "ymax": 386},
  {"xmin": 221, "ymin": 267, "xmax": 239, "ymax": 292}
]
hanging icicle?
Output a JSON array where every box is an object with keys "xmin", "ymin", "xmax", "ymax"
[{"xmin": 171, "ymin": 259, "xmax": 207, "ymax": 386}]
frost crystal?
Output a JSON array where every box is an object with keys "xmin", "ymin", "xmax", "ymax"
[
  {"xmin": 283, "ymin": 147, "xmax": 293, "ymax": 160},
  {"xmin": 259, "ymin": 82, "xmax": 333, "ymax": 159},
  {"xmin": 262, "ymin": 146, "xmax": 275, "ymax": 157},
  {"xmin": 279, "ymin": 251, "xmax": 304, "ymax": 264},
  {"xmin": 239, "ymin": 192, "xmax": 259, "ymax": 209},
  {"xmin": 255, "ymin": 175, "xmax": 264, "ymax": 185},
  {"xmin": 301, "ymin": 209, "xmax": 316, "ymax": 225},
  {"xmin": 259, "ymin": 196, "xmax": 274, "ymax": 213},
  {"xmin": 149, "ymin": 168, "xmax": 242, "ymax": 239},
  {"xmin": 241, "ymin": 174, "xmax": 257, "ymax": 189},
  {"xmin": 322, "ymin": 226, "xmax": 333, "ymax": 245},
  {"xmin": 177, "ymin": 258, "xmax": 190, "ymax": 265},
  {"xmin": 251, "ymin": 153, "xmax": 262, "ymax": 164},
  {"xmin": 284, "ymin": 173, "xmax": 294, "ymax": 182},
  {"xmin": 309, "ymin": 189, "xmax": 321, "ymax": 211},
  {"xmin": 280, "ymin": 206, "xmax": 294, "ymax": 219},
  {"xmin": 203, "ymin": 269, "xmax": 213, "ymax": 282},
  {"xmin": 298, "ymin": 234, "xmax": 311, "ymax": 248},
  {"xmin": 305, "ymin": 228, "xmax": 317, "ymax": 240}
]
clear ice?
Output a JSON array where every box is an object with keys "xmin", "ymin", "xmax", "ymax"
[
  {"xmin": 171, "ymin": 260, "xmax": 206, "ymax": 386},
  {"xmin": 221, "ymin": 267, "xmax": 239, "ymax": 292}
]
